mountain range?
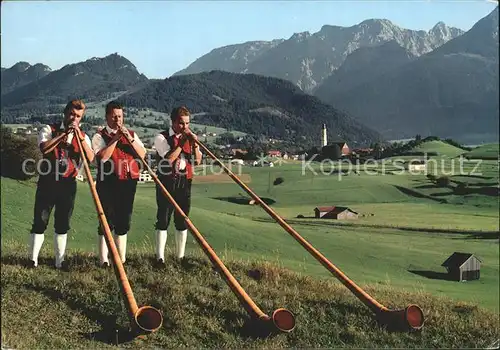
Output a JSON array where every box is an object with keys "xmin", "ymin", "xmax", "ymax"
[
  {"xmin": 1, "ymin": 62, "xmax": 52, "ymax": 95},
  {"xmin": 116, "ymin": 70, "xmax": 382, "ymax": 146},
  {"xmin": 1, "ymin": 8, "xmax": 498, "ymax": 145},
  {"xmin": 315, "ymin": 7, "xmax": 499, "ymax": 143},
  {"xmin": 1, "ymin": 53, "xmax": 148, "ymax": 111},
  {"xmin": 0, "ymin": 57, "xmax": 382, "ymax": 147},
  {"xmin": 174, "ymin": 19, "xmax": 464, "ymax": 93}
]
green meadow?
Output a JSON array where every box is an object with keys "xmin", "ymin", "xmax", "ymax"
[
  {"xmin": 1, "ymin": 141, "xmax": 499, "ymax": 348},
  {"xmin": 465, "ymin": 143, "xmax": 499, "ymax": 160}
]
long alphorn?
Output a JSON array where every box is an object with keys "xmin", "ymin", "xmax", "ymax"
[
  {"xmin": 194, "ymin": 138, "xmax": 424, "ymax": 331},
  {"xmin": 74, "ymin": 131, "xmax": 163, "ymax": 335},
  {"xmin": 120, "ymin": 129, "xmax": 295, "ymax": 333}
]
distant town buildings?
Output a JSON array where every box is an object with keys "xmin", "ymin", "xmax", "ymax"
[
  {"xmin": 319, "ymin": 124, "xmax": 351, "ymax": 158},
  {"xmin": 405, "ymin": 159, "xmax": 427, "ymax": 172},
  {"xmin": 138, "ymin": 171, "xmax": 153, "ymax": 183}
]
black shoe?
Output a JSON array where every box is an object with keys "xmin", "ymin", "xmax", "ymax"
[
  {"xmin": 56, "ymin": 260, "xmax": 70, "ymax": 271},
  {"xmin": 101, "ymin": 262, "xmax": 110, "ymax": 268},
  {"xmin": 26, "ymin": 260, "xmax": 37, "ymax": 269},
  {"xmin": 154, "ymin": 258, "xmax": 166, "ymax": 269},
  {"xmin": 180, "ymin": 257, "xmax": 191, "ymax": 269}
]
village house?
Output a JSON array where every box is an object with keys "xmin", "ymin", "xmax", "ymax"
[
  {"xmin": 231, "ymin": 148, "xmax": 248, "ymax": 157},
  {"xmin": 352, "ymin": 148, "xmax": 374, "ymax": 156},
  {"xmin": 314, "ymin": 206, "xmax": 358, "ymax": 220},
  {"xmin": 138, "ymin": 171, "xmax": 153, "ymax": 183},
  {"xmin": 15, "ymin": 127, "xmax": 27, "ymax": 135},
  {"xmin": 332, "ymin": 142, "xmax": 350, "ymax": 156},
  {"xmin": 230, "ymin": 158, "xmax": 245, "ymax": 165},
  {"xmin": 405, "ymin": 159, "xmax": 427, "ymax": 172},
  {"xmin": 267, "ymin": 150, "xmax": 282, "ymax": 158}
]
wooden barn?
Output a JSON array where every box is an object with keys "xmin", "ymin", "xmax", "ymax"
[
  {"xmin": 441, "ymin": 252, "xmax": 482, "ymax": 282},
  {"xmin": 314, "ymin": 206, "xmax": 358, "ymax": 220}
]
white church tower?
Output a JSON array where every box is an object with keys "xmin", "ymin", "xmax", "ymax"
[{"xmin": 321, "ymin": 123, "xmax": 328, "ymax": 147}]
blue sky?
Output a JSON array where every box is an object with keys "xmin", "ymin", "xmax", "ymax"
[{"xmin": 1, "ymin": 0, "xmax": 497, "ymax": 78}]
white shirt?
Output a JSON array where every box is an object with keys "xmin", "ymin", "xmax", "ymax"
[
  {"xmin": 37, "ymin": 122, "xmax": 92, "ymax": 176},
  {"xmin": 37, "ymin": 121, "xmax": 92, "ymax": 149},
  {"xmin": 154, "ymin": 128, "xmax": 201, "ymax": 170},
  {"xmin": 91, "ymin": 125, "xmax": 145, "ymax": 155}
]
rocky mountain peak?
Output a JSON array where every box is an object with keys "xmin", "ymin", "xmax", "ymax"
[
  {"xmin": 429, "ymin": 21, "xmax": 463, "ymax": 41},
  {"xmin": 174, "ymin": 16, "xmax": 465, "ymax": 93},
  {"xmin": 290, "ymin": 31, "xmax": 311, "ymax": 42},
  {"xmin": 11, "ymin": 62, "xmax": 31, "ymax": 72}
]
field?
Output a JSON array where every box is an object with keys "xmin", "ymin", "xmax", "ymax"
[
  {"xmin": 465, "ymin": 143, "xmax": 499, "ymax": 160},
  {"xmin": 408, "ymin": 140, "xmax": 467, "ymax": 158},
  {"xmin": 1, "ymin": 142, "xmax": 499, "ymax": 348}
]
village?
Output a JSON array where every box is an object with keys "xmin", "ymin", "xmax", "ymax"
[
  {"xmin": 8, "ymin": 121, "xmax": 377, "ymax": 159},
  {"xmin": 8, "ymin": 122, "xmax": 432, "ymax": 187}
]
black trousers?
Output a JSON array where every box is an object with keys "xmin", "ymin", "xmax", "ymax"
[
  {"xmin": 31, "ymin": 176, "xmax": 77, "ymax": 235},
  {"xmin": 155, "ymin": 175, "xmax": 192, "ymax": 231},
  {"xmin": 97, "ymin": 176, "xmax": 138, "ymax": 236}
]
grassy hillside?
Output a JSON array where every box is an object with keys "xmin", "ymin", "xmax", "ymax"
[
  {"xmin": 117, "ymin": 70, "xmax": 383, "ymax": 146},
  {"xmin": 126, "ymin": 108, "xmax": 247, "ymax": 145},
  {"xmin": 1, "ymin": 160, "xmax": 499, "ymax": 347},
  {"xmin": 407, "ymin": 140, "xmax": 466, "ymax": 158},
  {"xmin": 2, "ymin": 244, "xmax": 499, "ymax": 349},
  {"xmin": 465, "ymin": 143, "xmax": 499, "ymax": 160}
]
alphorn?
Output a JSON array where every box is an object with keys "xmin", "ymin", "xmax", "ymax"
[
  {"xmin": 119, "ymin": 129, "xmax": 295, "ymax": 333},
  {"xmin": 74, "ymin": 131, "xmax": 163, "ymax": 335},
  {"xmin": 194, "ymin": 138, "xmax": 424, "ymax": 331}
]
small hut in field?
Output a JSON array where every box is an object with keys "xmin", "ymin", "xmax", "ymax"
[
  {"xmin": 314, "ymin": 206, "xmax": 358, "ymax": 220},
  {"xmin": 441, "ymin": 252, "xmax": 482, "ymax": 282}
]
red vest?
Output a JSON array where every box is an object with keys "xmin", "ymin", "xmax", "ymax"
[
  {"xmin": 157, "ymin": 130, "xmax": 193, "ymax": 179},
  {"xmin": 97, "ymin": 128, "xmax": 140, "ymax": 180},
  {"xmin": 41, "ymin": 123, "xmax": 82, "ymax": 179}
]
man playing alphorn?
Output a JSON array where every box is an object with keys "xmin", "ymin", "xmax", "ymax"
[
  {"xmin": 29, "ymin": 99, "xmax": 94, "ymax": 269},
  {"xmin": 153, "ymin": 106, "xmax": 202, "ymax": 265},
  {"xmin": 91, "ymin": 101, "xmax": 146, "ymax": 266}
]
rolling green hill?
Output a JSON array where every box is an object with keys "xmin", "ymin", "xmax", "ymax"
[
  {"xmin": 1, "ymin": 159, "xmax": 498, "ymax": 347},
  {"xmin": 2, "ymin": 162, "xmax": 498, "ymax": 305},
  {"xmin": 408, "ymin": 140, "xmax": 466, "ymax": 158},
  {"xmin": 117, "ymin": 70, "xmax": 383, "ymax": 147},
  {"xmin": 464, "ymin": 143, "xmax": 499, "ymax": 160}
]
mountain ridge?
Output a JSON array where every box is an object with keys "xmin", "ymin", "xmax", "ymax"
[
  {"xmin": 117, "ymin": 70, "xmax": 383, "ymax": 147},
  {"xmin": 315, "ymin": 7, "xmax": 499, "ymax": 144},
  {"xmin": 1, "ymin": 53, "xmax": 148, "ymax": 108},
  {"xmin": 174, "ymin": 18, "xmax": 464, "ymax": 93},
  {"xmin": 1, "ymin": 62, "xmax": 52, "ymax": 95}
]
